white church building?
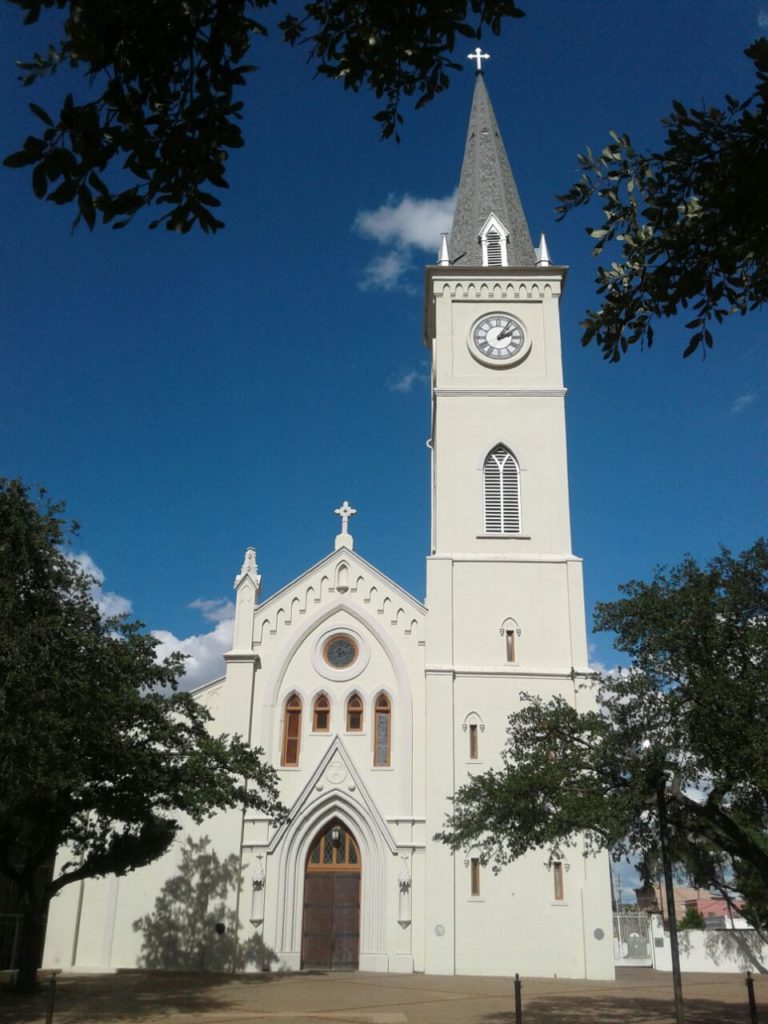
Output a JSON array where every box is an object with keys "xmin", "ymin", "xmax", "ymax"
[{"xmin": 43, "ymin": 64, "xmax": 615, "ymax": 980}]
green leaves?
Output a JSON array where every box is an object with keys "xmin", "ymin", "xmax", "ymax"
[
  {"xmin": 0, "ymin": 477, "xmax": 283, "ymax": 917},
  {"xmin": 279, "ymin": 0, "xmax": 525, "ymax": 142},
  {"xmin": 437, "ymin": 539, "xmax": 768, "ymax": 910},
  {"xmin": 556, "ymin": 38, "xmax": 768, "ymax": 361},
  {"xmin": 3, "ymin": 1, "xmax": 265, "ymax": 232},
  {"xmin": 4, "ymin": 0, "xmax": 528, "ymax": 231}
]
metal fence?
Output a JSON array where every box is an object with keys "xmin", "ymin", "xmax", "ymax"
[{"xmin": 613, "ymin": 911, "xmax": 653, "ymax": 966}]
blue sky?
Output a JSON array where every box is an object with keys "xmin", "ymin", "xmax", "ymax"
[{"xmin": 2, "ymin": 0, "xmax": 767, "ymax": 713}]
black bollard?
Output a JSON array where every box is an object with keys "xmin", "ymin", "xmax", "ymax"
[
  {"xmin": 746, "ymin": 971, "xmax": 758, "ymax": 1024},
  {"xmin": 45, "ymin": 974, "xmax": 57, "ymax": 1024},
  {"xmin": 514, "ymin": 972, "xmax": 522, "ymax": 1024}
]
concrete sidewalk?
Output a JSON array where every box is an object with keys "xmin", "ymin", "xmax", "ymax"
[{"xmin": 1, "ymin": 967, "xmax": 764, "ymax": 1024}]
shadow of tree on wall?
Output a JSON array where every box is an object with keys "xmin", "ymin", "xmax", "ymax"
[
  {"xmin": 666, "ymin": 926, "xmax": 767, "ymax": 975},
  {"xmin": 133, "ymin": 836, "xmax": 278, "ymax": 972},
  {"xmin": 702, "ymin": 928, "xmax": 768, "ymax": 974}
]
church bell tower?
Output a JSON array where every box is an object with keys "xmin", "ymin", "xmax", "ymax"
[{"xmin": 422, "ymin": 57, "xmax": 612, "ymax": 979}]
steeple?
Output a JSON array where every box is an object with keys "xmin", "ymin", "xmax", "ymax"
[{"xmin": 449, "ymin": 69, "xmax": 535, "ymax": 268}]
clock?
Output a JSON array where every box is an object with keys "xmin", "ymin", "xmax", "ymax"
[
  {"xmin": 468, "ymin": 312, "xmax": 528, "ymax": 366},
  {"xmin": 323, "ymin": 634, "xmax": 358, "ymax": 669}
]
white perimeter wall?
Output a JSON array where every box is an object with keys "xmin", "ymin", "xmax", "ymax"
[{"xmin": 650, "ymin": 915, "xmax": 768, "ymax": 973}]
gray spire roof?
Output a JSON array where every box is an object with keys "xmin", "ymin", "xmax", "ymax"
[{"xmin": 449, "ymin": 72, "xmax": 535, "ymax": 267}]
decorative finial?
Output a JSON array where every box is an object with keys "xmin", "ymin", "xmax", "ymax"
[
  {"xmin": 334, "ymin": 501, "xmax": 357, "ymax": 550},
  {"xmin": 437, "ymin": 232, "xmax": 450, "ymax": 266},
  {"xmin": 467, "ymin": 47, "xmax": 490, "ymax": 72},
  {"xmin": 536, "ymin": 233, "xmax": 552, "ymax": 267},
  {"xmin": 234, "ymin": 546, "xmax": 261, "ymax": 590}
]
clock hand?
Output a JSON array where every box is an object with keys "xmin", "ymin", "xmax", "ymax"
[{"xmin": 497, "ymin": 323, "xmax": 515, "ymax": 340}]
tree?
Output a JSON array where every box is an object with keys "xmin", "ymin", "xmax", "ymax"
[
  {"xmin": 0, "ymin": 478, "xmax": 283, "ymax": 991},
  {"xmin": 3, "ymin": 0, "xmax": 524, "ymax": 233},
  {"xmin": 436, "ymin": 540, "xmax": 768, "ymax": 923},
  {"xmin": 556, "ymin": 38, "xmax": 768, "ymax": 361},
  {"xmin": 677, "ymin": 907, "xmax": 705, "ymax": 930}
]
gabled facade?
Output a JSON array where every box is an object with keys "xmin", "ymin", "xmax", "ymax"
[{"xmin": 42, "ymin": 64, "xmax": 614, "ymax": 980}]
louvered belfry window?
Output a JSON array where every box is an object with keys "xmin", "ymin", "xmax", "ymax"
[
  {"xmin": 484, "ymin": 445, "xmax": 520, "ymax": 534},
  {"xmin": 485, "ymin": 230, "xmax": 503, "ymax": 266}
]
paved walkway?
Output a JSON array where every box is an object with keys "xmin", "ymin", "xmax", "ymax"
[{"xmin": 1, "ymin": 967, "xmax": 764, "ymax": 1024}]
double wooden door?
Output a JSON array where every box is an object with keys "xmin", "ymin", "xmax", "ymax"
[{"xmin": 301, "ymin": 823, "xmax": 361, "ymax": 970}]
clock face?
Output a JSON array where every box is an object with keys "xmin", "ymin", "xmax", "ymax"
[
  {"xmin": 323, "ymin": 635, "xmax": 358, "ymax": 669},
  {"xmin": 470, "ymin": 313, "xmax": 526, "ymax": 363}
]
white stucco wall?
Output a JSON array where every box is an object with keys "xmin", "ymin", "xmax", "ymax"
[{"xmin": 650, "ymin": 916, "xmax": 768, "ymax": 973}]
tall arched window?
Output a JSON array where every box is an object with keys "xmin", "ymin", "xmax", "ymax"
[
  {"xmin": 312, "ymin": 693, "xmax": 330, "ymax": 732},
  {"xmin": 484, "ymin": 445, "xmax": 520, "ymax": 534},
  {"xmin": 281, "ymin": 694, "xmax": 302, "ymax": 766},
  {"xmin": 346, "ymin": 693, "xmax": 363, "ymax": 732},
  {"xmin": 373, "ymin": 693, "xmax": 391, "ymax": 767}
]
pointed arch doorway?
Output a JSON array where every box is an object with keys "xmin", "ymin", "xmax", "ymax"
[{"xmin": 301, "ymin": 821, "xmax": 361, "ymax": 970}]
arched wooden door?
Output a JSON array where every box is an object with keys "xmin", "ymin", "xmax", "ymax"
[{"xmin": 301, "ymin": 822, "xmax": 361, "ymax": 970}]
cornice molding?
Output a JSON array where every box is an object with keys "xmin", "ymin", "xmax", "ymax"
[
  {"xmin": 425, "ymin": 665, "xmax": 591, "ymax": 680},
  {"xmin": 430, "ymin": 278, "xmax": 564, "ymax": 302},
  {"xmin": 434, "ymin": 388, "xmax": 567, "ymax": 399},
  {"xmin": 426, "ymin": 553, "xmax": 582, "ymax": 565}
]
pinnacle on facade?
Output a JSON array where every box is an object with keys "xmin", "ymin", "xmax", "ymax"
[{"xmin": 449, "ymin": 71, "xmax": 536, "ymax": 267}]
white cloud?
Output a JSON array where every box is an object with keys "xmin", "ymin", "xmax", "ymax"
[
  {"xmin": 70, "ymin": 552, "xmax": 233, "ymax": 690},
  {"xmin": 72, "ymin": 551, "xmax": 133, "ymax": 619},
  {"xmin": 731, "ymin": 392, "xmax": 756, "ymax": 414},
  {"xmin": 188, "ymin": 597, "xmax": 236, "ymax": 622},
  {"xmin": 355, "ymin": 192, "xmax": 456, "ymax": 251},
  {"xmin": 354, "ymin": 192, "xmax": 455, "ymax": 292},
  {"xmin": 388, "ymin": 367, "xmax": 430, "ymax": 394},
  {"xmin": 152, "ymin": 616, "xmax": 234, "ymax": 691},
  {"xmin": 359, "ymin": 250, "xmax": 412, "ymax": 292},
  {"xmin": 587, "ymin": 644, "xmax": 621, "ymax": 677},
  {"xmin": 758, "ymin": 8, "xmax": 768, "ymax": 30}
]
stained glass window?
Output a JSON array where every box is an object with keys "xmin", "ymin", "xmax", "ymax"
[
  {"xmin": 373, "ymin": 693, "xmax": 391, "ymax": 767},
  {"xmin": 323, "ymin": 635, "xmax": 358, "ymax": 668}
]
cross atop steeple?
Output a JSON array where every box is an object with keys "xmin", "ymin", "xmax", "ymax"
[
  {"xmin": 334, "ymin": 501, "xmax": 357, "ymax": 550},
  {"xmin": 467, "ymin": 47, "xmax": 490, "ymax": 72}
]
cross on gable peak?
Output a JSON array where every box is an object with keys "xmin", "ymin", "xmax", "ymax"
[
  {"xmin": 335, "ymin": 500, "xmax": 357, "ymax": 532},
  {"xmin": 334, "ymin": 501, "xmax": 357, "ymax": 550}
]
